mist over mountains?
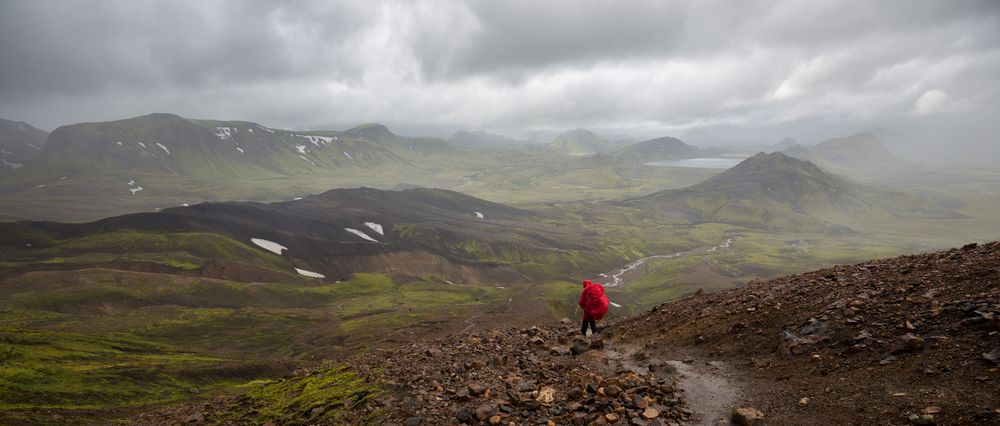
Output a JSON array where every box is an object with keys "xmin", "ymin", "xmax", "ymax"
[{"xmin": 1, "ymin": 1, "xmax": 999, "ymax": 424}]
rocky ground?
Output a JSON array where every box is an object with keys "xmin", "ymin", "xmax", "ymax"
[
  {"xmin": 617, "ymin": 241, "xmax": 1000, "ymax": 424},
  {"xmin": 137, "ymin": 242, "xmax": 998, "ymax": 425}
]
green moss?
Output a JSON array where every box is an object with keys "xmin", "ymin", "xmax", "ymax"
[{"xmin": 219, "ymin": 364, "xmax": 383, "ymax": 424}]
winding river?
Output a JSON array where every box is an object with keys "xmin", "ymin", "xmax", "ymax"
[{"xmin": 601, "ymin": 236, "xmax": 739, "ymax": 287}]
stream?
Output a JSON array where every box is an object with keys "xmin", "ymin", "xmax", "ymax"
[{"xmin": 601, "ymin": 236, "xmax": 739, "ymax": 288}]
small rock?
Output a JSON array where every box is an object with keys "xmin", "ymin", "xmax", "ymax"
[
  {"xmin": 468, "ymin": 382, "xmax": 488, "ymax": 397},
  {"xmin": 589, "ymin": 335, "xmax": 605, "ymax": 349},
  {"xmin": 731, "ymin": 407, "xmax": 765, "ymax": 425},
  {"xmin": 404, "ymin": 416, "xmax": 422, "ymax": 426},
  {"xmin": 475, "ymin": 403, "xmax": 497, "ymax": 420},
  {"xmin": 185, "ymin": 412, "xmax": 204, "ymax": 423},
  {"xmin": 632, "ymin": 394, "xmax": 649, "ymax": 409},
  {"xmin": 922, "ymin": 406, "xmax": 942, "ymax": 414},
  {"xmin": 530, "ymin": 336, "xmax": 546, "ymax": 345},
  {"xmin": 605, "ymin": 413, "xmax": 620, "ymax": 422},
  {"xmin": 571, "ymin": 340, "xmax": 591, "ymax": 355},
  {"xmin": 908, "ymin": 413, "xmax": 936, "ymax": 425},
  {"xmin": 402, "ymin": 397, "xmax": 421, "ymax": 414},
  {"xmin": 488, "ymin": 415, "xmax": 502, "ymax": 425},
  {"xmin": 893, "ymin": 333, "xmax": 925, "ymax": 354},
  {"xmin": 798, "ymin": 397, "xmax": 810, "ymax": 406},
  {"xmin": 879, "ymin": 356, "xmax": 897, "ymax": 366},
  {"xmin": 983, "ymin": 348, "xmax": 1000, "ymax": 365},
  {"xmin": 604, "ymin": 384, "xmax": 622, "ymax": 397},
  {"xmin": 537, "ymin": 386, "xmax": 556, "ymax": 404},
  {"xmin": 642, "ymin": 407, "xmax": 660, "ymax": 419},
  {"xmin": 454, "ymin": 407, "xmax": 473, "ymax": 423},
  {"xmin": 560, "ymin": 317, "xmax": 573, "ymax": 325}
]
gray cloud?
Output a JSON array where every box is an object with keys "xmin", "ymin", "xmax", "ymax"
[{"xmin": 0, "ymin": 0, "xmax": 998, "ymax": 163}]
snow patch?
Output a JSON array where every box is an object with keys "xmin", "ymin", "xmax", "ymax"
[
  {"xmin": 27, "ymin": 143, "xmax": 41, "ymax": 150},
  {"xmin": 250, "ymin": 238, "xmax": 287, "ymax": 255},
  {"xmin": 181, "ymin": 203, "xmax": 190, "ymax": 207},
  {"xmin": 155, "ymin": 142, "xmax": 171, "ymax": 154},
  {"xmin": 302, "ymin": 135, "xmax": 333, "ymax": 146},
  {"xmin": 0, "ymin": 149, "xmax": 11, "ymax": 155},
  {"xmin": 610, "ymin": 301, "xmax": 622, "ymax": 308},
  {"xmin": 129, "ymin": 186, "xmax": 143, "ymax": 195},
  {"xmin": 342, "ymin": 151, "xmax": 353, "ymax": 160},
  {"xmin": 295, "ymin": 144, "xmax": 307, "ymax": 154},
  {"xmin": 295, "ymin": 268, "xmax": 325, "ymax": 279},
  {"xmin": 474, "ymin": 212, "xmax": 484, "ymax": 219},
  {"xmin": 115, "ymin": 141, "xmax": 123, "ymax": 146},
  {"xmin": 36, "ymin": 184, "xmax": 46, "ymax": 188},
  {"xmin": 127, "ymin": 179, "xmax": 136, "ymax": 186},
  {"xmin": 236, "ymin": 147, "xmax": 244, "ymax": 154},
  {"xmin": 137, "ymin": 142, "xmax": 147, "ymax": 149},
  {"xmin": 293, "ymin": 197, "xmax": 303, "ymax": 200},
  {"xmin": 344, "ymin": 228, "xmax": 378, "ymax": 242},
  {"xmin": 298, "ymin": 155, "xmax": 316, "ymax": 166},
  {"xmin": 215, "ymin": 127, "xmax": 234, "ymax": 140},
  {"xmin": 247, "ymin": 128, "xmax": 254, "ymax": 133},
  {"xmin": 1, "ymin": 158, "xmax": 22, "ymax": 169},
  {"xmin": 364, "ymin": 222, "xmax": 384, "ymax": 235}
]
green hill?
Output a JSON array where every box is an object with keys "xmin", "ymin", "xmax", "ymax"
[
  {"xmin": 608, "ymin": 136, "xmax": 700, "ymax": 163},
  {"xmin": 632, "ymin": 152, "xmax": 947, "ymax": 232},
  {"xmin": 547, "ymin": 129, "xmax": 613, "ymax": 156}
]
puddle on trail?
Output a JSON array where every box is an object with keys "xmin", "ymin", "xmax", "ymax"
[
  {"xmin": 667, "ymin": 360, "xmax": 742, "ymax": 425},
  {"xmin": 606, "ymin": 344, "xmax": 743, "ymax": 426}
]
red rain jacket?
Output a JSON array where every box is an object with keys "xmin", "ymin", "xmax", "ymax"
[{"xmin": 579, "ymin": 280, "xmax": 609, "ymax": 320}]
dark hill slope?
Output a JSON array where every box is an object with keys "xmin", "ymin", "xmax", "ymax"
[
  {"xmin": 0, "ymin": 188, "xmax": 596, "ymax": 283},
  {"xmin": 0, "ymin": 118, "xmax": 47, "ymax": 174},
  {"xmin": 631, "ymin": 152, "xmax": 946, "ymax": 232}
]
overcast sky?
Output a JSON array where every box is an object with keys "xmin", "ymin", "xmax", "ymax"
[{"xmin": 1, "ymin": 0, "xmax": 998, "ymax": 163}]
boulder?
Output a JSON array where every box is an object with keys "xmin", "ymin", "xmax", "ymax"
[{"xmin": 731, "ymin": 407, "xmax": 765, "ymax": 425}]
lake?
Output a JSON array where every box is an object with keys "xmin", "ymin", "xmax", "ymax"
[{"xmin": 646, "ymin": 157, "xmax": 747, "ymax": 169}]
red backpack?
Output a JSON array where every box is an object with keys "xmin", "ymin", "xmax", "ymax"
[{"xmin": 580, "ymin": 281, "xmax": 610, "ymax": 320}]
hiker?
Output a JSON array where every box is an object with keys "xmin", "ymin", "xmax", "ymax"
[{"xmin": 579, "ymin": 279, "xmax": 609, "ymax": 336}]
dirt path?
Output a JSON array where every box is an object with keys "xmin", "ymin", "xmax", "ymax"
[
  {"xmin": 607, "ymin": 341, "xmax": 744, "ymax": 426},
  {"xmin": 667, "ymin": 359, "xmax": 742, "ymax": 425}
]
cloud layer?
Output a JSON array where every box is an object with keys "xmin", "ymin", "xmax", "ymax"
[{"xmin": 1, "ymin": 0, "xmax": 998, "ymax": 161}]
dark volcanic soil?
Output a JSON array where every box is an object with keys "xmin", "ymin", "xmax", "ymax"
[{"xmin": 617, "ymin": 241, "xmax": 1000, "ymax": 424}]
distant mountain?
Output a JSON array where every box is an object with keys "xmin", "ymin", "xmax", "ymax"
[
  {"xmin": 0, "ymin": 113, "xmax": 463, "ymax": 196},
  {"xmin": 781, "ymin": 132, "xmax": 911, "ymax": 173},
  {"xmin": 448, "ymin": 130, "xmax": 524, "ymax": 148},
  {"xmin": 680, "ymin": 128, "xmax": 722, "ymax": 146},
  {"xmin": 608, "ymin": 136, "xmax": 700, "ymax": 163},
  {"xmin": 772, "ymin": 137, "xmax": 799, "ymax": 150},
  {"xmin": 0, "ymin": 188, "xmax": 596, "ymax": 283},
  {"xmin": 547, "ymin": 129, "xmax": 614, "ymax": 156},
  {"xmin": 632, "ymin": 152, "xmax": 946, "ymax": 232},
  {"xmin": 0, "ymin": 118, "xmax": 47, "ymax": 174}
]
